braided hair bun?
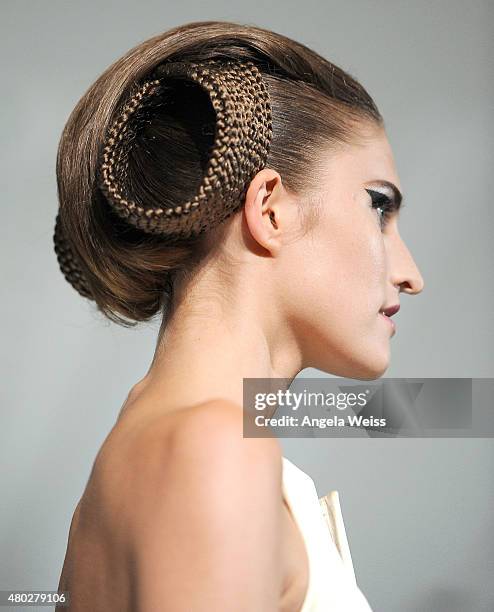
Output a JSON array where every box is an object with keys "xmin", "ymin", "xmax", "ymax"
[{"xmin": 54, "ymin": 58, "xmax": 272, "ymax": 305}]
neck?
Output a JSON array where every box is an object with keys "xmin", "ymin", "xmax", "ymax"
[{"xmin": 121, "ymin": 265, "xmax": 304, "ymax": 418}]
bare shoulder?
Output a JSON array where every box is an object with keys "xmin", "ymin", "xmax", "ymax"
[
  {"xmin": 168, "ymin": 398, "xmax": 282, "ymax": 460},
  {"xmin": 90, "ymin": 397, "xmax": 282, "ymax": 511},
  {"xmin": 163, "ymin": 398, "xmax": 284, "ymax": 511},
  {"xmin": 114, "ymin": 399, "xmax": 284, "ymax": 609},
  {"xmin": 131, "ymin": 397, "xmax": 284, "ymax": 522}
]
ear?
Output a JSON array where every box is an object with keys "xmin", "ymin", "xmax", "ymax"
[{"xmin": 243, "ymin": 168, "xmax": 288, "ymax": 256}]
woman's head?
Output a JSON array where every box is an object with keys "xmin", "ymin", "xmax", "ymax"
[
  {"xmin": 246, "ymin": 123, "xmax": 424, "ymax": 379},
  {"xmin": 55, "ymin": 19, "xmax": 423, "ymax": 378}
]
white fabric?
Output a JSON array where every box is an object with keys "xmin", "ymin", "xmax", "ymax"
[{"xmin": 281, "ymin": 456, "xmax": 374, "ymax": 611}]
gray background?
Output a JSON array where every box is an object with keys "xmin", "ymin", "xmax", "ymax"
[{"xmin": 1, "ymin": 1, "xmax": 493, "ymax": 610}]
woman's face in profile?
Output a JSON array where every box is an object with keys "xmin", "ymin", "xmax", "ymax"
[{"xmin": 282, "ymin": 127, "xmax": 424, "ymax": 379}]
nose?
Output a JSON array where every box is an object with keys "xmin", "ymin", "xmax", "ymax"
[{"xmin": 388, "ymin": 234, "xmax": 425, "ymax": 296}]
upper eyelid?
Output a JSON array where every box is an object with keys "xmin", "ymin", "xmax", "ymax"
[
  {"xmin": 366, "ymin": 180, "xmax": 404, "ymax": 206},
  {"xmin": 365, "ymin": 188, "xmax": 391, "ymax": 202},
  {"xmin": 365, "ymin": 188, "xmax": 405, "ymax": 214}
]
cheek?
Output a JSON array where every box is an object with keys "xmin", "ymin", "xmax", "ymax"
[
  {"xmin": 279, "ymin": 205, "xmax": 387, "ymax": 329},
  {"xmin": 311, "ymin": 218, "xmax": 387, "ymax": 313},
  {"xmin": 277, "ymin": 205, "xmax": 391, "ymax": 375}
]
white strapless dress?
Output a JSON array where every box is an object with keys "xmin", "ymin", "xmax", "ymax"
[{"xmin": 281, "ymin": 456, "xmax": 374, "ymax": 611}]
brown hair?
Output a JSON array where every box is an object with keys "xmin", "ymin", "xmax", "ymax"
[{"xmin": 55, "ymin": 20, "xmax": 383, "ymax": 328}]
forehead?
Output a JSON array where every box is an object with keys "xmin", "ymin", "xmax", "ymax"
[{"xmin": 319, "ymin": 127, "xmax": 402, "ymax": 192}]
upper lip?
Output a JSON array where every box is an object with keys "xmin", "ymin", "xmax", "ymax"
[{"xmin": 381, "ymin": 304, "xmax": 400, "ymax": 317}]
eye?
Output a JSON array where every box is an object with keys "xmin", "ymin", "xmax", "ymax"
[{"xmin": 365, "ymin": 189, "xmax": 395, "ymax": 230}]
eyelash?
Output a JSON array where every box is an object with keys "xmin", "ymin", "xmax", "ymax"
[{"xmin": 365, "ymin": 189, "xmax": 396, "ymax": 230}]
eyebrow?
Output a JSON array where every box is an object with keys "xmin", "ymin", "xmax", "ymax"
[{"xmin": 369, "ymin": 180, "xmax": 403, "ymax": 209}]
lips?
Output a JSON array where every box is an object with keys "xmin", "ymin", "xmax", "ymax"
[
  {"xmin": 380, "ymin": 311, "xmax": 396, "ymax": 334},
  {"xmin": 380, "ymin": 304, "xmax": 400, "ymax": 317},
  {"xmin": 379, "ymin": 303, "xmax": 399, "ymax": 335}
]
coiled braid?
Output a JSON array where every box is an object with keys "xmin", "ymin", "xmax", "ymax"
[{"xmin": 53, "ymin": 58, "xmax": 273, "ymax": 300}]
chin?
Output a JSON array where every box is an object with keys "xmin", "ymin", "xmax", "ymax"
[
  {"xmin": 353, "ymin": 352, "xmax": 390, "ymax": 380},
  {"xmin": 351, "ymin": 365, "xmax": 388, "ymax": 381},
  {"xmin": 315, "ymin": 347, "xmax": 390, "ymax": 381}
]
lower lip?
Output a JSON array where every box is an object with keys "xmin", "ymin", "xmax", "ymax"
[{"xmin": 379, "ymin": 313, "xmax": 396, "ymax": 334}]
